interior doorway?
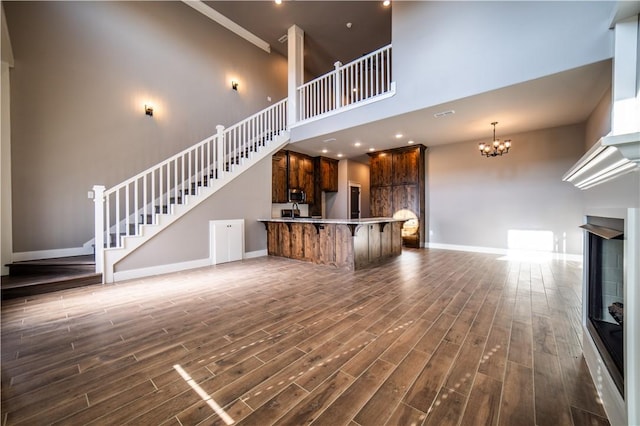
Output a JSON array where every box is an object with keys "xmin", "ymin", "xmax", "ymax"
[{"xmin": 349, "ymin": 183, "xmax": 361, "ymax": 219}]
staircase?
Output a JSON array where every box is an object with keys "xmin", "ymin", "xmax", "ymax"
[
  {"xmin": 1, "ymin": 255, "xmax": 101, "ymax": 299},
  {"xmin": 94, "ymin": 99, "xmax": 289, "ymax": 283},
  {"xmin": 91, "ymin": 46, "xmax": 395, "ymax": 284}
]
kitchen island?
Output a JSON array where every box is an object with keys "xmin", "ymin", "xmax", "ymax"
[{"xmin": 259, "ymin": 217, "xmax": 405, "ymax": 270}]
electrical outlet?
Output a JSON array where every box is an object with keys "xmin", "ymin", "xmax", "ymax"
[{"xmin": 87, "ymin": 191, "xmax": 94, "ymax": 199}]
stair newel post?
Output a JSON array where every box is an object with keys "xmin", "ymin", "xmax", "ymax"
[
  {"xmin": 334, "ymin": 61, "xmax": 343, "ymax": 110},
  {"xmin": 216, "ymin": 124, "xmax": 225, "ymax": 178},
  {"xmin": 92, "ymin": 185, "xmax": 105, "ymax": 276}
]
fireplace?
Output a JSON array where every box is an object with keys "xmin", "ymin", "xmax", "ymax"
[{"xmin": 582, "ymin": 216, "xmax": 624, "ymax": 395}]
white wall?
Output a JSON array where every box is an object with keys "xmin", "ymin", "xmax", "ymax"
[
  {"xmin": 428, "ymin": 124, "xmax": 586, "ymax": 255},
  {"xmin": 4, "ymin": 1, "xmax": 287, "ymax": 254}
]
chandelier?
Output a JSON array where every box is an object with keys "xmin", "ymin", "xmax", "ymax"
[{"xmin": 479, "ymin": 122, "xmax": 511, "ymax": 157}]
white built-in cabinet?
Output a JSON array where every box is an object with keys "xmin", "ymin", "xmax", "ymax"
[{"xmin": 210, "ymin": 220, "xmax": 244, "ymax": 265}]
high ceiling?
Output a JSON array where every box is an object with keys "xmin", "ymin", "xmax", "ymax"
[
  {"xmin": 206, "ymin": 1, "xmax": 391, "ymax": 77},
  {"xmin": 204, "ymin": 1, "xmax": 612, "ymax": 161}
]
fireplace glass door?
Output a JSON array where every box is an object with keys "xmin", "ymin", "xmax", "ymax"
[{"xmin": 585, "ymin": 221, "xmax": 624, "ymax": 395}]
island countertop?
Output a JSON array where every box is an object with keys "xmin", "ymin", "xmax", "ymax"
[
  {"xmin": 258, "ymin": 217, "xmax": 404, "ymax": 225},
  {"xmin": 259, "ymin": 217, "xmax": 405, "ymax": 270}
]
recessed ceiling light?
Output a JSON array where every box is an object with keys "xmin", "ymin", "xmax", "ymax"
[
  {"xmin": 369, "ymin": 148, "xmax": 375, "ymax": 152},
  {"xmin": 383, "ymin": 0, "xmax": 391, "ymax": 6},
  {"xmin": 337, "ymin": 153, "xmax": 343, "ymax": 158},
  {"xmin": 408, "ymin": 140, "xmax": 415, "ymax": 144},
  {"xmin": 275, "ymin": 0, "xmax": 282, "ymax": 4},
  {"xmin": 354, "ymin": 142, "xmax": 361, "ymax": 147},
  {"xmin": 395, "ymin": 133, "xmax": 403, "ymax": 139},
  {"xmin": 321, "ymin": 148, "xmax": 328, "ymax": 153}
]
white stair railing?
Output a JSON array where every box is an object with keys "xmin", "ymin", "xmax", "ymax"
[
  {"xmin": 297, "ymin": 44, "xmax": 392, "ymax": 122},
  {"xmin": 93, "ymin": 99, "xmax": 287, "ymax": 273}
]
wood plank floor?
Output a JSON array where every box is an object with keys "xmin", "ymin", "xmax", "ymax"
[{"xmin": 1, "ymin": 249, "xmax": 609, "ymax": 425}]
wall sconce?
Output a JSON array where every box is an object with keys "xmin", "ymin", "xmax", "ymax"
[
  {"xmin": 145, "ymin": 104, "xmax": 154, "ymax": 117},
  {"xmin": 231, "ymin": 81, "xmax": 239, "ymax": 91}
]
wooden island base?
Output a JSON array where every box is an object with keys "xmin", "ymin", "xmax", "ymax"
[{"xmin": 260, "ymin": 218, "xmax": 404, "ymax": 270}]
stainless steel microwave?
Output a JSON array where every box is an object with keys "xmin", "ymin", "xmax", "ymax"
[{"xmin": 288, "ymin": 188, "xmax": 306, "ymax": 203}]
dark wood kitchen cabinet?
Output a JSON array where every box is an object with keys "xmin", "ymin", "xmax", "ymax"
[
  {"xmin": 370, "ymin": 152, "xmax": 392, "ymax": 187},
  {"xmin": 370, "ymin": 186, "xmax": 392, "ymax": 217},
  {"xmin": 272, "ymin": 149, "xmax": 318, "ymax": 205},
  {"xmin": 392, "ymin": 184, "xmax": 419, "ymax": 214},
  {"xmin": 369, "ymin": 145, "xmax": 425, "ymax": 248},
  {"xmin": 392, "ymin": 148, "xmax": 420, "ymax": 184},
  {"xmin": 288, "ymin": 151, "xmax": 314, "ymax": 203},
  {"xmin": 272, "ymin": 150, "xmax": 288, "ymax": 203},
  {"xmin": 318, "ymin": 157, "xmax": 339, "ymax": 192}
]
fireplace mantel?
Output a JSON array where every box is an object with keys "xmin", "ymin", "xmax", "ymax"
[{"xmin": 563, "ymin": 132, "xmax": 640, "ymax": 190}]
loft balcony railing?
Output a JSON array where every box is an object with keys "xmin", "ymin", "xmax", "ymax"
[{"xmin": 297, "ymin": 44, "xmax": 393, "ymax": 123}]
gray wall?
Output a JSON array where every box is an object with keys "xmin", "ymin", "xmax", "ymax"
[
  {"xmin": 347, "ymin": 160, "xmax": 370, "ymax": 218},
  {"xmin": 582, "ymin": 84, "xmax": 640, "ymax": 211},
  {"xmin": 116, "ymin": 153, "xmax": 273, "ymax": 272},
  {"xmin": 428, "ymin": 124, "xmax": 586, "ymax": 255},
  {"xmin": 325, "ymin": 159, "xmax": 349, "ymax": 219},
  {"xmin": 5, "ymin": 1, "xmax": 287, "ymax": 253},
  {"xmin": 291, "ymin": 1, "xmax": 614, "ymax": 143}
]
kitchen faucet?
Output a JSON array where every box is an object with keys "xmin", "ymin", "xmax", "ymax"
[{"xmin": 291, "ymin": 203, "xmax": 299, "ymax": 218}]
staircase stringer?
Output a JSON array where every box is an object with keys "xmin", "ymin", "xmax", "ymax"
[{"xmin": 102, "ymin": 132, "xmax": 290, "ymax": 283}]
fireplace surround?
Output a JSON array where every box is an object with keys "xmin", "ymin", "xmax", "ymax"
[{"xmin": 582, "ymin": 216, "xmax": 625, "ymax": 395}]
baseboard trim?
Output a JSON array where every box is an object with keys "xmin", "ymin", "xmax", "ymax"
[
  {"xmin": 113, "ymin": 258, "xmax": 211, "ymax": 282},
  {"xmin": 13, "ymin": 246, "xmax": 94, "ymax": 262},
  {"xmin": 244, "ymin": 249, "xmax": 267, "ymax": 259},
  {"xmin": 112, "ymin": 250, "xmax": 268, "ymax": 282},
  {"xmin": 425, "ymin": 242, "xmax": 582, "ymax": 262}
]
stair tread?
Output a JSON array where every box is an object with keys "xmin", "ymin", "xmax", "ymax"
[
  {"xmin": 1, "ymin": 272, "xmax": 101, "ymax": 290},
  {"xmin": 7, "ymin": 255, "xmax": 95, "ymax": 267}
]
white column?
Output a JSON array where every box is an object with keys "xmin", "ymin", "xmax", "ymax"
[
  {"xmin": 287, "ymin": 24, "xmax": 304, "ymax": 127},
  {"xmin": 216, "ymin": 125, "xmax": 225, "ymax": 177},
  {"xmin": 334, "ymin": 61, "xmax": 343, "ymax": 109},
  {"xmin": 92, "ymin": 185, "xmax": 105, "ymax": 275},
  {"xmin": 612, "ymin": 15, "xmax": 639, "ymax": 136},
  {"xmin": 626, "ymin": 207, "xmax": 640, "ymax": 425}
]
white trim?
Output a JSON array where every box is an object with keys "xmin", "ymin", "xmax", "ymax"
[
  {"xmin": 289, "ymin": 85, "xmax": 397, "ymax": 129},
  {"xmin": 425, "ymin": 242, "xmax": 583, "ymax": 262},
  {"xmin": 427, "ymin": 242, "xmax": 509, "ymax": 255},
  {"xmin": 113, "ymin": 258, "xmax": 211, "ymax": 282},
  {"xmin": 13, "ymin": 246, "xmax": 93, "ymax": 262},
  {"xmin": 244, "ymin": 249, "xmax": 267, "ymax": 259},
  {"xmin": 112, "ymin": 250, "xmax": 268, "ymax": 282},
  {"xmin": 181, "ymin": 1, "xmax": 270, "ymax": 53},
  {"xmin": 625, "ymin": 207, "xmax": 640, "ymax": 425},
  {"xmin": 583, "ymin": 328, "xmax": 626, "ymax": 426}
]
